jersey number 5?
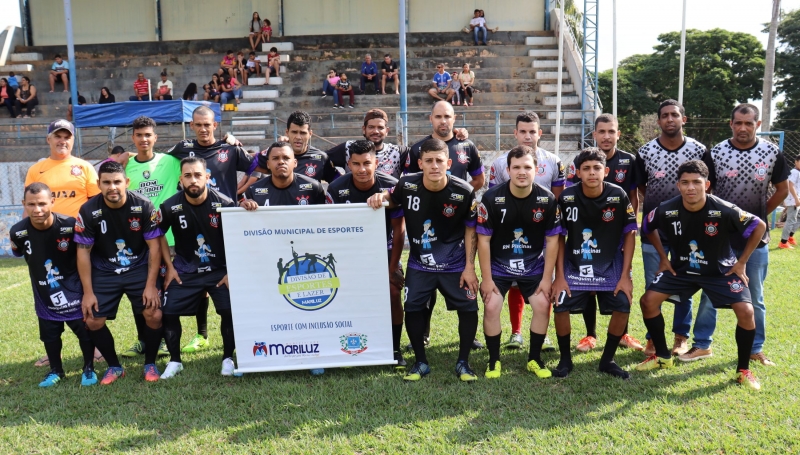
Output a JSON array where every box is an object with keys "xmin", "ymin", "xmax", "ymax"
[{"xmin": 179, "ymin": 215, "xmax": 188, "ymax": 229}]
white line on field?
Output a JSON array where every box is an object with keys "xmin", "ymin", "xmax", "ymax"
[{"xmin": 2, "ymin": 282, "xmax": 24, "ymax": 291}]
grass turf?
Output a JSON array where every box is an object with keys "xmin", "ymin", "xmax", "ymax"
[{"xmin": 0, "ymin": 230, "xmax": 798, "ymax": 454}]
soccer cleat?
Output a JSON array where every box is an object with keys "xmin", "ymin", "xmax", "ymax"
[
  {"xmin": 778, "ymin": 241, "xmax": 794, "ymax": 249},
  {"xmin": 39, "ymin": 371, "xmax": 64, "ymax": 388},
  {"xmin": 599, "ymin": 361, "xmax": 630, "ymax": 380},
  {"xmin": 120, "ymin": 340, "xmax": 144, "ymax": 358},
  {"xmin": 542, "ymin": 335, "xmax": 556, "ymax": 352},
  {"xmin": 504, "ymin": 333, "xmax": 524, "ymax": 350},
  {"xmin": 158, "ymin": 340, "xmax": 170, "ymax": 357},
  {"xmin": 576, "ymin": 336, "xmax": 597, "ymax": 352},
  {"xmin": 484, "ymin": 361, "xmax": 502, "ymax": 379},
  {"xmin": 181, "ymin": 334, "xmax": 210, "ymax": 353},
  {"xmin": 393, "ymin": 351, "xmax": 407, "ymax": 370},
  {"xmin": 471, "ymin": 338, "xmax": 485, "ymax": 350},
  {"xmin": 750, "ymin": 352, "xmax": 777, "ymax": 367},
  {"xmin": 161, "ymin": 361, "xmax": 184, "ymax": 379},
  {"xmin": 789, "ymin": 236, "xmax": 798, "ymax": 246},
  {"xmin": 310, "ymin": 369, "xmax": 325, "ymax": 376},
  {"xmin": 526, "ymin": 359, "xmax": 552, "ymax": 378},
  {"xmin": 143, "ymin": 364, "xmax": 160, "ymax": 382},
  {"xmin": 221, "ymin": 358, "xmax": 236, "ymax": 376},
  {"xmin": 100, "ymin": 366, "xmax": 125, "ymax": 385},
  {"xmin": 635, "ymin": 355, "xmax": 674, "ymax": 371},
  {"xmin": 403, "ymin": 361, "xmax": 431, "ymax": 381},
  {"xmin": 552, "ymin": 362, "xmax": 574, "ymax": 378},
  {"xmin": 644, "ymin": 339, "xmax": 656, "ymax": 356},
  {"xmin": 455, "ymin": 360, "xmax": 478, "ymax": 382},
  {"xmin": 81, "ymin": 369, "xmax": 98, "ymax": 387},
  {"xmin": 671, "ymin": 335, "xmax": 689, "ymax": 356},
  {"xmin": 619, "ymin": 334, "xmax": 644, "ymax": 351},
  {"xmin": 678, "ymin": 347, "xmax": 713, "ymax": 362},
  {"xmin": 736, "ymin": 369, "xmax": 761, "ymax": 390}
]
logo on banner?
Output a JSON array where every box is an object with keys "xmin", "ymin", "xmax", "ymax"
[
  {"xmin": 253, "ymin": 341, "xmax": 268, "ymax": 356},
  {"xmin": 340, "ymin": 333, "xmax": 368, "ymax": 355},
  {"xmin": 277, "ymin": 241, "xmax": 340, "ymax": 311}
]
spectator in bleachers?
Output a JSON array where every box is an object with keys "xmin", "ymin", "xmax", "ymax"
[
  {"xmin": 360, "ymin": 54, "xmax": 379, "ymax": 94},
  {"xmin": 157, "ymin": 71, "xmax": 174, "ymax": 101},
  {"xmin": 322, "ymin": 69, "xmax": 339, "ymax": 101},
  {"xmin": 130, "ymin": 72, "xmax": 151, "ymax": 101},
  {"xmin": 450, "ymin": 72, "xmax": 462, "ymax": 106},
  {"xmin": 48, "ymin": 54, "xmax": 70, "ymax": 92},
  {"xmin": 246, "ymin": 52, "xmax": 262, "ymax": 83},
  {"xmin": 470, "ymin": 9, "xmax": 488, "ymax": 45},
  {"xmin": 458, "ymin": 63, "xmax": 476, "ymax": 106},
  {"xmin": 182, "ymin": 83, "xmax": 198, "ymax": 101},
  {"xmin": 427, "ymin": 64, "xmax": 454, "ymax": 102},
  {"xmin": 209, "ymin": 74, "xmax": 222, "ymax": 102},
  {"xmin": 94, "ymin": 145, "xmax": 129, "ymax": 172},
  {"xmin": 262, "ymin": 19, "xmax": 273, "ymax": 43},
  {"xmin": 220, "ymin": 50, "xmax": 237, "ymax": 80},
  {"xmin": 202, "ymin": 84, "xmax": 213, "ymax": 102},
  {"xmin": 236, "ymin": 52, "xmax": 249, "ymax": 85},
  {"xmin": 7, "ymin": 72, "xmax": 19, "ymax": 91},
  {"xmin": 14, "ymin": 76, "xmax": 38, "ymax": 118},
  {"xmin": 66, "ymin": 92, "xmax": 86, "ymax": 121},
  {"xmin": 266, "ymin": 47, "xmax": 281, "ymax": 77},
  {"xmin": 249, "ymin": 12, "xmax": 263, "ymax": 51},
  {"xmin": 98, "ymin": 87, "xmax": 115, "ymax": 104},
  {"xmin": 480, "ymin": 10, "xmax": 499, "ymax": 33},
  {"xmin": 220, "ymin": 74, "xmax": 242, "ymax": 105},
  {"xmin": 0, "ymin": 78, "xmax": 16, "ymax": 117},
  {"xmin": 381, "ymin": 54, "xmax": 399, "ymax": 95},
  {"xmin": 334, "ymin": 73, "xmax": 355, "ymax": 109}
]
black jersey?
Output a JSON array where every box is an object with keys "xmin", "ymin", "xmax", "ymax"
[
  {"xmin": 74, "ymin": 191, "xmax": 162, "ymax": 273},
  {"xmin": 327, "ymin": 141, "xmax": 410, "ymax": 178},
  {"xmin": 477, "ymin": 182, "xmax": 562, "ymax": 278},
  {"xmin": 257, "ymin": 145, "xmax": 339, "ymax": 183},
  {"xmin": 390, "ymin": 173, "xmax": 476, "ymax": 272},
  {"xmin": 9, "ymin": 214, "xmax": 83, "ymax": 321},
  {"xmin": 558, "ymin": 182, "xmax": 638, "ymax": 291},
  {"xmin": 566, "ymin": 149, "xmax": 641, "ymax": 193},
  {"xmin": 158, "ymin": 188, "xmax": 235, "ymax": 274},
  {"xmin": 244, "ymin": 173, "xmax": 326, "ymax": 206},
  {"xmin": 167, "ymin": 139, "xmax": 256, "ymax": 199},
  {"xmin": 642, "ymin": 194, "xmax": 761, "ymax": 276},
  {"xmin": 325, "ymin": 172, "xmax": 403, "ymax": 250},
  {"xmin": 405, "ymin": 135, "xmax": 484, "ymax": 180}
]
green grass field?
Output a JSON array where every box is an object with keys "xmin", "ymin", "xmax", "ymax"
[{"xmin": 1, "ymin": 231, "xmax": 798, "ymax": 454}]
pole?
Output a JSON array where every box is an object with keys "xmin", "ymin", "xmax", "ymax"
[
  {"xmin": 399, "ymin": 0, "xmax": 408, "ymax": 145},
  {"xmin": 677, "ymin": 0, "xmax": 687, "ymax": 104},
  {"xmin": 762, "ymin": 0, "xmax": 781, "ymax": 132},
  {"xmin": 612, "ymin": 0, "xmax": 617, "ymax": 117},
  {"xmin": 554, "ymin": 0, "xmax": 565, "ymax": 155},
  {"xmin": 63, "ymin": 0, "xmax": 78, "ymax": 122}
]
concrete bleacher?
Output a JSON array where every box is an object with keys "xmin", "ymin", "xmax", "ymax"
[{"xmin": 1, "ymin": 31, "xmax": 584, "ymax": 162}]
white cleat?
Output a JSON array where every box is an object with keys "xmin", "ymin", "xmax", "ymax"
[
  {"xmin": 221, "ymin": 358, "xmax": 236, "ymax": 376},
  {"xmin": 160, "ymin": 361, "xmax": 184, "ymax": 379}
]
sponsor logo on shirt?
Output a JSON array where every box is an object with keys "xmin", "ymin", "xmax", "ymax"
[
  {"xmin": 59, "ymin": 227, "xmax": 73, "ymax": 234},
  {"xmin": 299, "ymin": 184, "xmax": 313, "ymax": 191},
  {"xmin": 171, "ymin": 204, "xmax": 183, "ymax": 213},
  {"xmin": 708, "ymin": 210, "xmax": 722, "ymax": 218},
  {"xmin": 15, "ymin": 229, "xmax": 28, "ymax": 238},
  {"xmin": 308, "ymin": 154, "xmax": 322, "ymax": 160},
  {"xmin": 450, "ymin": 193, "xmax": 464, "ymax": 202},
  {"xmin": 537, "ymin": 196, "xmax": 549, "ymax": 203},
  {"xmin": 211, "ymin": 202, "xmax": 222, "ymax": 209},
  {"xmin": 131, "ymin": 206, "xmax": 143, "ymax": 213},
  {"xmin": 91, "ymin": 209, "xmax": 103, "ymax": 218},
  {"xmin": 618, "ymin": 158, "xmax": 630, "ymax": 165},
  {"xmin": 404, "ymin": 182, "xmax": 418, "ymax": 191},
  {"xmin": 665, "ymin": 210, "xmax": 679, "ymax": 218},
  {"xmin": 338, "ymin": 189, "xmax": 350, "ymax": 197},
  {"xmin": 606, "ymin": 197, "xmax": 620, "ymax": 203},
  {"xmin": 562, "ymin": 195, "xmax": 575, "ymax": 202},
  {"xmin": 654, "ymin": 171, "xmax": 666, "ymax": 179},
  {"xmin": 494, "ymin": 197, "xmax": 505, "ymax": 204},
  {"xmin": 255, "ymin": 188, "xmax": 269, "ymax": 195}
]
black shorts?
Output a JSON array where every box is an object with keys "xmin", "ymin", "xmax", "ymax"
[
  {"xmin": 404, "ymin": 268, "xmax": 478, "ymax": 312},
  {"xmin": 647, "ymin": 272, "xmax": 751, "ymax": 309},
  {"xmin": 38, "ymin": 317, "xmax": 90, "ymax": 344},
  {"xmin": 493, "ymin": 275, "xmax": 543, "ymax": 301},
  {"xmin": 162, "ymin": 268, "xmax": 231, "ymax": 316},
  {"xmin": 554, "ymin": 290, "xmax": 631, "ymax": 314},
  {"xmin": 92, "ymin": 266, "xmax": 154, "ymax": 319}
]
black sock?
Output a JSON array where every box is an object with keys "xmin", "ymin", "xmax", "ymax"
[
  {"xmin": 600, "ymin": 333, "xmax": 623, "ymax": 367},
  {"xmin": 485, "ymin": 333, "xmax": 501, "ymax": 368},
  {"xmin": 457, "ymin": 311, "xmax": 478, "ymax": 362},
  {"xmin": 143, "ymin": 324, "xmax": 164, "ymax": 365},
  {"xmin": 623, "ymin": 322, "xmax": 629, "ymax": 336},
  {"xmin": 67, "ymin": 319, "xmax": 94, "ymax": 370},
  {"xmin": 219, "ymin": 310, "xmax": 236, "ymax": 360},
  {"xmin": 583, "ymin": 298, "xmax": 597, "ymax": 338},
  {"xmin": 391, "ymin": 324, "xmax": 402, "ymax": 352},
  {"xmin": 196, "ymin": 296, "xmax": 210, "ymax": 338},
  {"xmin": 781, "ymin": 239, "xmax": 788, "ymax": 244},
  {"xmin": 88, "ymin": 325, "xmax": 120, "ymax": 368},
  {"xmin": 423, "ymin": 293, "xmax": 437, "ymax": 339},
  {"xmin": 133, "ymin": 312, "xmax": 146, "ymax": 342},
  {"xmin": 405, "ymin": 311, "xmax": 428, "ymax": 364},
  {"xmin": 163, "ymin": 314, "xmax": 182, "ymax": 363},
  {"xmin": 557, "ymin": 334, "xmax": 572, "ymax": 367},
  {"xmin": 642, "ymin": 314, "xmax": 670, "ymax": 358},
  {"xmin": 735, "ymin": 325, "xmax": 756, "ymax": 371},
  {"xmin": 43, "ymin": 339, "xmax": 64, "ymax": 374},
  {"xmin": 528, "ymin": 331, "xmax": 545, "ymax": 364}
]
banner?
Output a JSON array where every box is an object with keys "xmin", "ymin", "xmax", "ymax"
[
  {"xmin": 220, "ymin": 204, "xmax": 395, "ymax": 374},
  {"xmin": 73, "ymin": 100, "xmax": 222, "ymax": 128}
]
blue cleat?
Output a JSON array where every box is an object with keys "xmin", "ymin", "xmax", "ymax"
[
  {"xmin": 39, "ymin": 371, "xmax": 64, "ymax": 388},
  {"xmin": 81, "ymin": 369, "xmax": 98, "ymax": 387},
  {"xmin": 403, "ymin": 362, "xmax": 431, "ymax": 381}
]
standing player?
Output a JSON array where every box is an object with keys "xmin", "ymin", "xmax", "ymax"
[
  {"xmin": 75, "ymin": 161, "xmax": 164, "ymax": 384},
  {"xmin": 10, "ymin": 183, "xmax": 97, "ymax": 387},
  {"xmin": 565, "ymin": 113, "xmax": 643, "ymax": 353},
  {"xmin": 637, "ymin": 160, "xmax": 766, "ymax": 390},
  {"xmin": 636, "ymin": 99, "xmax": 715, "ymax": 357},
  {"xmin": 552, "ymin": 148, "xmax": 637, "ymax": 379},
  {"xmin": 168, "ymin": 106, "xmax": 257, "ymax": 354},
  {"xmin": 488, "ymin": 111, "xmax": 565, "ymax": 351},
  {"xmin": 689, "ymin": 104, "xmax": 788, "ymax": 365},
  {"xmin": 368, "ymin": 138, "xmax": 480, "ymax": 382},
  {"xmin": 325, "ymin": 140, "xmax": 407, "ymax": 368},
  {"xmin": 477, "ymin": 146, "xmax": 560, "ymax": 379},
  {"xmin": 779, "ymin": 156, "xmax": 800, "ymax": 249},
  {"xmin": 158, "ymin": 157, "xmax": 238, "ymax": 378}
]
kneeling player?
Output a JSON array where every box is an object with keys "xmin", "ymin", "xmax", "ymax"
[
  {"xmin": 637, "ymin": 160, "xmax": 765, "ymax": 390},
  {"xmin": 552, "ymin": 148, "xmax": 637, "ymax": 379},
  {"xmin": 10, "ymin": 183, "xmax": 98, "ymax": 387},
  {"xmin": 477, "ymin": 145, "xmax": 560, "ymax": 379},
  {"xmin": 158, "ymin": 157, "xmax": 238, "ymax": 378}
]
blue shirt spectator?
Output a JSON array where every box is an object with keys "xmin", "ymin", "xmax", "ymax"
[{"xmin": 360, "ymin": 54, "xmax": 379, "ymax": 93}]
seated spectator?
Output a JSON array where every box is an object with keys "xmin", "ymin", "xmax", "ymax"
[
  {"xmin": 458, "ymin": 63, "xmax": 476, "ymax": 106},
  {"xmin": 209, "ymin": 73, "xmax": 222, "ymax": 102},
  {"xmin": 334, "ymin": 73, "xmax": 355, "ymax": 109},
  {"xmin": 14, "ymin": 76, "xmax": 38, "ymax": 118},
  {"xmin": 98, "ymin": 87, "xmax": 115, "ymax": 104},
  {"xmin": 220, "ymin": 74, "xmax": 242, "ymax": 105},
  {"xmin": 67, "ymin": 92, "xmax": 87, "ymax": 121},
  {"xmin": 266, "ymin": 47, "xmax": 281, "ymax": 77},
  {"xmin": 262, "ymin": 19, "xmax": 273, "ymax": 43},
  {"xmin": 381, "ymin": 54, "xmax": 399, "ymax": 95},
  {"xmin": 157, "ymin": 71, "xmax": 173, "ymax": 100},
  {"xmin": 470, "ymin": 9, "xmax": 488, "ymax": 45},
  {"xmin": 49, "ymin": 54, "xmax": 70, "ymax": 92},
  {"xmin": 0, "ymin": 78, "xmax": 16, "ymax": 117},
  {"xmin": 236, "ymin": 52, "xmax": 249, "ymax": 85},
  {"xmin": 249, "ymin": 12, "xmax": 263, "ymax": 51},
  {"xmin": 480, "ymin": 10, "xmax": 499, "ymax": 33},
  {"xmin": 246, "ymin": 52, "xmax": 262, "ymax": 82},
  {"xmin": 219, "ymin": 50, "xmax": 237, "ymax": 80},
  {"xmin": 129, "ymin": 73, "xmax": 150, "ymax": 101},
  {"xmin": 360, "ymin": 54, "xmax": 379, "ymax": 94},
  {"xmin": 182, "ymin": 83, "xmax": 198, "ymax": 101},
  {"xmin": 322, "ymin": 68, "xmax": 339, "ymax": 100},
  {"xmin": 427, "ymin": 64, "xmax": 454, "ymax": 102},
  {"xmin": 7, "ymin": 72, "xmax": 19, "ymax": 91},
  {"xmin": 450, "ymin": 72, "xmax": 462, "ymax": 106},
  {"xmin": 202, "ymin": 84, "xmax": 213, "ymax": 101}
]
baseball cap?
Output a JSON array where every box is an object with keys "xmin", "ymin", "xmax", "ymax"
[{"xmin": 48, "ymin": 119, "xmax": 75, "ymax": 136}]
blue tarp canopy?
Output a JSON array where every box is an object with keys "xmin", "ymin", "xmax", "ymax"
[{"xmin": 72, "ymin": 100, "xmax": 222, "ymax": 128}]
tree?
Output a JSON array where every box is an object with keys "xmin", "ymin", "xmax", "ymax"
[
  {"xmin": 598, "ymin": 54, "xmax": 658, "ymax": 139},
  {"xmin": 775, "ymin": 8, "xmax": 800, "ymax": 130}
]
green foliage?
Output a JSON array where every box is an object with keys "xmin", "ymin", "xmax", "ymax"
[{"xmin": 775, "ymin": 9, "xmax": 800, "ymax": 130}]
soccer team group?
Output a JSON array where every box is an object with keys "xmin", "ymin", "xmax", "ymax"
[{"xmin": 15, "ymin": 98, "xmax": 789, "ymax": 390}]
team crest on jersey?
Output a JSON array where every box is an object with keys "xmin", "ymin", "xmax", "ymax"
[
  {"xmin": 56, "ymin": 238, "xmax": 70, "ymax": 251},
  {"xmin": 626, "ymin": 204, "xmax": 635, "ymax": 216},
  {"xmin": 70, "ymin": 165, "xmax": 82, "ymax": 176},
  {"xmin": 129, "ymin": 218, "xmax": 141, "ymax": 231},
  {"xmin": 532, "ymin": 208, "xmax": 545, "ymax": 222},
  {"xmin": 296, "ymin": 195, "xmax": 310, "ymax": 205},
  {"xmin": 537, "ymin": 164, "xmax": 546, "ymax": 175},
  {"xmin": 209, "ymin": 214, "xmax": 220, "ymax": 228},
  {"xmin": 754, "ymin": 163, "xmax": 769, "ymax": 181},
  {"xmin": 705, "ymin": 222, "xmax": 719, "ymax": 236},
  {"xmin": 728, "ymin": 279, "xmax": 745, "ymax": 293},
  {"xmin": 143, "ymin": 170, "xmax": 151, "ymax": 180},
  {"xmin": 614, "ymin": 169, "xmax": 627, "ymax": 183},
  {"xmin": 305, "ymin": 164, "xmax": 318, "ymax": 177},
  {"xmin": 477, "ymin": 203, "xmax": 488, "ymax": 223},
  {"xmin": 159, "ymin": 264, "xmax": 167, "ymax": 277},
  {"xmin": 602, "ymin": 207, "xmax": 615, "ymax": 222},
  {"xmin": 457, "ymin": 150, "xmax": 468, "ymax": 164},
  {"xmin": 218, "ymin": 150, "xmax": 229, "ymax": 163},
  {"xmin": 567, "ymin": 163, "xmax": 576, "ymax": 179},
  {"xmin": 442, "ymin": 204, "xmax": 457, "ymax": 217}
]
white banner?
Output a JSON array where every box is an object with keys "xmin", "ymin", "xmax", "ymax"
[{"xmin": 220, "ymin": 204, "xmax": 395, "ymax": 373}]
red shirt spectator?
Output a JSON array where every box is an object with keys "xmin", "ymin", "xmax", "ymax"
[{"xmin": 130, "ymin": 73, "xmax": 150, "ymax": 101}]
